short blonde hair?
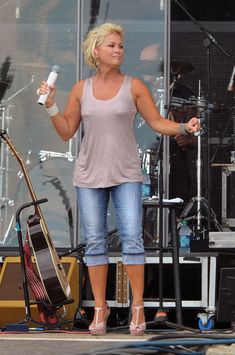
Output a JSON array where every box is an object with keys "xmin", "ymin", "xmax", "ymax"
[{"xmin": 82, "ymin": 22, "xmax": 124, "ymax": 70}]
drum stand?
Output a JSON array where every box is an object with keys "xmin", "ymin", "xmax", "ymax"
[
  {"xmin": 39, "ymin": 137, "xmax": 75, "ymax": 162},
  {"xmin": 0, "ymin": 104, "xmax": 15, "ymax": 245},
  {"xmin": 0, "ymin": 76, "xmax": 34, "ymax": 246},
  {"xmin": 179, "ymin": 95, "xmax": 222, "ymax": 236}
]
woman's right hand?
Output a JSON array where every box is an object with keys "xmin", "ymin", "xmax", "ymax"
[{"xmin": 37, "ymin": 81, "xmax": 56, "ymax": 108}]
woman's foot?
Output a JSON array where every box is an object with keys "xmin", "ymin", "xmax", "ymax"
[
  {"xmin": 89, "ymin": 304, "xmax": 110, "ymax": 335},
  {"xmin": 129, "ymin": 304, "xmax": 146, "ymax": 336}
]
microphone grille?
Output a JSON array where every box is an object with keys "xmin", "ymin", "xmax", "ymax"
[{"xmin": 51, "ymin": 65, "xmax": 61, "ymax": 73}]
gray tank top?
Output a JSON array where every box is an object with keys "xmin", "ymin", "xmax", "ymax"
[{"xmin": 73, "ymin": 75, "xmax": 143, "ymax": 188}]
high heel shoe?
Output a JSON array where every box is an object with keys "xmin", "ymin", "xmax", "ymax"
[
  {"xmin": 89, "ymin": 304, "xmax": 110, "ymax": 335},
  {"xmin": 129, "ymin": 304, "xmax": 146, "ymax": 336}
]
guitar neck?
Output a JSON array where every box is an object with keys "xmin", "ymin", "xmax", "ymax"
[{"xmin": 0, "ymin": 130, "xmax": 71, "ymax": 303}]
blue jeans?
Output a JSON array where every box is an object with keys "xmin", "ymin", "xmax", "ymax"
[{"xmin": 76, "ymin": 182, "xmax": 145, "ymax": 266}]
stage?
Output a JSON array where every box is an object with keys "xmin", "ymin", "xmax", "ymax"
[
  {"xmin": 1, "ymin": 1, "xmax": 235, "ymax": 353},
  {"xmin": 1, "ymin": 329, "xmax": 235, "ymax": 355}
]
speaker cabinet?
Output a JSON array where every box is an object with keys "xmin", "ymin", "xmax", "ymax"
[
  {"xmin": 0, "ymin": 256, "xmax": 79, "ymax": 329},
  {"xmin": 217, "ymin": 267, "xmax": 235, "ymax": 323}
]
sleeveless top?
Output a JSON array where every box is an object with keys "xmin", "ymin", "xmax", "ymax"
[{"xmin": 73, "ymin": 75, "xmax": 143, "ymax": 188}]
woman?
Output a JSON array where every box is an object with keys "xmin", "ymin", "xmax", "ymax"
[{"xmin": 37, "ymin": 22, "xmax": 200, "ymax": 336}]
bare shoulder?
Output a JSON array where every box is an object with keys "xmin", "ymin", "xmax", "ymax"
[
  {"xmin": 131, "ymin": 76, "xmax": 151, "ymax": 97},
  {"xmin": 131, "ymin": 76, "xmax": 145, "ymax": 89},
  {"xmin": 70, "ymin": 79, "xmax": 85, "ymax": 100}
]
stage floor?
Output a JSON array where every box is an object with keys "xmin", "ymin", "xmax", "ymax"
[{"xmin": 1, "ymin": 329, "xmax": 235, "ymax": 355}]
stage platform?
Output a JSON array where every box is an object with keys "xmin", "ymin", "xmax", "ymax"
[
  {"xmin": 1, "ymin": 250, "xmax": 235, "ymax": 332},
  {"xmin": 1, "ymin": 329, "xmax": 235, "ymax": 354},
  {"xmin": 81, "ymin": 251, "xmax": 235, "ymax": 331}
]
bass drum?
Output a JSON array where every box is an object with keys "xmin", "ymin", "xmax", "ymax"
[{"xmin": 14, "ymin": 157, "xmax": 75, "ymax": 249}]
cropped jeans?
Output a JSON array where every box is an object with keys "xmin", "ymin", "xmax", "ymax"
[{"xmin": 76, "ymin": 182, "xmax": 145, "ymax": 266}]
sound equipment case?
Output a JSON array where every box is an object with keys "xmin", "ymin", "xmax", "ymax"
[
  {"xmin": 81, "ymin": 252, "xmax": 235, "ymax": 329},
  {"xmin": 221, "ymin": 165, "xmax": 235, "ymax": 229}
]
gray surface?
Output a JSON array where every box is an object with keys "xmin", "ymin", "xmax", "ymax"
[
  {"xmin": 1, "ymin": 331, "xmax": 235, "ymax": 355},
  {"xmin": 0, "ymin": 333, "xmax": 152, "ymax": 355}
]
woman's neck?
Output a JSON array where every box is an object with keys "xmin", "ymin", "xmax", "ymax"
[{"xmin": 95, "ymin": 68, "xmax": 122, "ymax": 82}]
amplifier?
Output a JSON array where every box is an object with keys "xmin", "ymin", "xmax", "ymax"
[{"xmin": 0, "ymin": 256, "xmax": 79, "ymax": 329}]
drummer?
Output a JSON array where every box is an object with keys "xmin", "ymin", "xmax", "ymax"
[
  {"xmin": 168, "ymin": 83, "xmax": 198, "ymax": 208},
  {"xmin": 139, "ymin": 44, "xmax": 197, "ymax": 210}
]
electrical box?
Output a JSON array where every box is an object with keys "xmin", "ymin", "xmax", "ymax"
[{"xmin": 221, "ymin": 165, "xmax": 235, "ymax": 229}]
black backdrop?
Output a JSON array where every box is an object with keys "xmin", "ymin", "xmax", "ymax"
[
  {"xmin": 171, "ymin": 0, "xmax": 235, "ymax": 21},
  {"xmin": 171, "ymin": 2, "xmax": 235, "ymax": 224}
]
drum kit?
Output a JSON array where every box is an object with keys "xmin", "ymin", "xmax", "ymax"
[{"xmin": 135, "ymin": 58, "xmax": 223, "ymax": 237}]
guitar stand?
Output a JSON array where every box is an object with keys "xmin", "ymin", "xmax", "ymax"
[{"xmin": 8, "ymin": 198, "xmax": 72, "ymax": 331}]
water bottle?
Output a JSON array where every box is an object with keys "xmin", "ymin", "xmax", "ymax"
[
  {"xmin": 178, "ymin": 220, "xmax": 192, "ymax": 253},
  {"xmin": 142, "ymin": 167, "xmax": 151, "ymax": 198}
]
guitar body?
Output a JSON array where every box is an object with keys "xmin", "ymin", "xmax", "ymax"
[
  {"xmin": 0, "ymin": 130, "xmax": 72, "ymax": 305},
  {"xmin": 27, "ymin": 214, "xmax": 71, "ymax": 304}
]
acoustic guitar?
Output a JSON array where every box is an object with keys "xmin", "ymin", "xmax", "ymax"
[{"xmin": 0, "ymin": 130, "xmax": 71, "ymax": 305}]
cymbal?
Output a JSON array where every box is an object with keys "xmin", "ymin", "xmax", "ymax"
[
  {"xmin": 170, "ymin": 60, "xmax": 193, "ymax": 75},
  {"xmin": 170, "ymin": 96, "xmax": 231, "ymax": 113},
  {"xmin": 134, "ymin": 59, "xmax": 193, "ymax": 76}
]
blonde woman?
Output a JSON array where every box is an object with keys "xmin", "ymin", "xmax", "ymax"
[{"xmin": 37, "ymin": 22, "xmax": 200, "ymax": 336}]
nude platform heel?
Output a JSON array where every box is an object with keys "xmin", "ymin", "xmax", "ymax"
[
  {"xmin": 129, "ymin": 304, "xmax": 146, "ymax": 336},
  {"xmin": 89, "ymin": 304, "xmax": 110, "ymax": 335}
]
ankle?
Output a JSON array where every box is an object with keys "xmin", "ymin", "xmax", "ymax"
[
  {"xmin": 132, "ymin": 304, "xmax": 144, "ymax": 309},
  {"xmin": 92, "ymin": 304, "xmax": 110, "ymax": 325},
  {"xmin": 94, "ymin": 303, "xmax": 108, "ymax": 310},
  {"xmin": 94, "ymin": 299, "xmax": 107, "ymax": 308},
  {"xmin": 131, "ymin": 304, "xmax": 145, "ymax": 326}
]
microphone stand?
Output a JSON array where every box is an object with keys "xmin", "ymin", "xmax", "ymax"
[
  {"xmin": 172, "ymin": 0, "xmax": 229, "ymax": 58},
  {"xmin": 173, "ymin": 0, "xmax": 229, "ymax": 234},
  {"xmin": 151, "ymin": 72, "xmax": 198, "ymax": 332},
  {"xmin": 155, "ymin": 76, "xmax": 175, "ymax": 319}
]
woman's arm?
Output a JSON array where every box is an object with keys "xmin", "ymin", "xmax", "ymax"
[
  {"xmin": 38, "ymin": 80, "xmax": 84, "ymax": 141},
  {"xmin": 131, "ymin": 77, "xmax": 200, "ymax": 135}
]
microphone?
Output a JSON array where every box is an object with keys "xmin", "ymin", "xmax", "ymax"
[
  {"xmin": 16, "ymin": 0, "xmax": 20, "ymax": 19},
  {"xmin": 37, "ymin": 65, "xmax": 61, "ymax": 105},
  {"xmin": 227, "ymin": 65, "xmax": 235, "ymax": 92},
  {"xmin": 160, "ymin": 0, "xmax": 164, "ymax": 10}
]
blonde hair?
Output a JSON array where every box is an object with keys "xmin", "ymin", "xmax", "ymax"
[{"xmin": 82, "ymin": 22, "xmax": 124, "ymax": 70}]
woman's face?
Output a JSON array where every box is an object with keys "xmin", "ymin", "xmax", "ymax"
[{"xmin": 94, "ymin": 32, "xmax": 124, "ymax": 68}]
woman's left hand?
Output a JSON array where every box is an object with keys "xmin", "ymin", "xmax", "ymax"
[{"xmin": 185, "ymin": 117, "xmax": 201, "ymax": 134}]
